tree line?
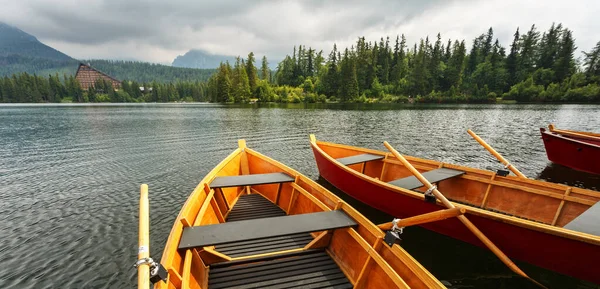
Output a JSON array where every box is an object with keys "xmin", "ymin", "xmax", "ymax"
[
  {"xmin": 3, "ymin": 23, "xmax": 600, "ymax": 104},
  {"xmin": 206, "ymin": 23, "xmax": 600, "ymax": 103},
  {"xmin": 0, "ymin": 72, "xmax": 210, "ymax": 103}
]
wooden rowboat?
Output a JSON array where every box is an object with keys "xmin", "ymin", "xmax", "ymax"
[
  {"xmin": 310, "ymin": 135, "xmax": 600, "ymax": 284},
  {"xmin": 140, "ymin": 140, "xmax": 446, "ymax": 289},
  {"xmin": 541, "ymin": 124, "xmax": 600, "ymax": 175}
]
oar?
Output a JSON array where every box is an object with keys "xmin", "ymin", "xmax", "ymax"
[
  {"xmin": 383, "ymin": 142, "xmax": 546, "ymax": 288},
  {"xmin": 378, "ymin": 207, "xmax": 465, "ymax": 230},
  {"xmin": 467, "ymin": 129, "xmax": 527, "ymax": 178},
  {"xmin": 138, "ymin": 184, "xmax": 150, "ymax": 289}
]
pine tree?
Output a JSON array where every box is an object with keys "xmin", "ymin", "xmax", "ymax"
[
  {"xmin": 338, "ymin": 48, "xmax": 359, "ymax": 101},
  {"xmin": 506, "ymin": 28, "xmax": 521, "ymax": 86},
  {"xmin": 216, "ymin": 62, "xmax": 232, "ymax": 102},
  {"xmin": 583, "ymin": 41, "xmax": 600, "ymax": 78},
  {"xmin": 246, "ymin": 52, "xmax": 258, "ymax": 95},
  {"xmin": 260, "ymin": 56, "xmax": 270, "ymax": 82},
  {"xmin": 554, "ymin": 29, "xmax": 576, "ymax": 82}
]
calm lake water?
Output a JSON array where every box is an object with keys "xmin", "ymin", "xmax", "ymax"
[{"xmin": 1, "ymin": 103, "xmax": 599, "ymax": 289}]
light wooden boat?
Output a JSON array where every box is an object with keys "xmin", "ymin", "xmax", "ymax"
[
  {"xmin": 142, "ymin": 140, "xmax": 445, "ymax": 289},
  {"xmin": 541, "ymin": 124, "xmax": 600, "ymax": 175},
  {"xmin": 310, "ymin": 135, "xmax": 600, "ymax": 284}
]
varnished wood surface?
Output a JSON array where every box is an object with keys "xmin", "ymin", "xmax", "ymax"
[
  {"xmin": 155, "ymin": 140, "xmax": 445, "ymax": 289},
  {"xmin": 312, "ymin": 137, "xmax": 600, "ymax": 246}
]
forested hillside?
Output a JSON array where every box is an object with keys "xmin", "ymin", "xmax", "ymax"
[
  {"xmin": 0, "ymin": 22, "xmax": 78, "ymax": 76},
  {"xmin": 206, "ymin": 23, "xmax": 600, "ymax": 103},
  {"xmin": 86, "ymin": 60, "xmax": 215, "ymax": 83}
]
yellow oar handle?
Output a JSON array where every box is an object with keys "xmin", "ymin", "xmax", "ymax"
[
  {"xmin": 378, "ymin": 207, "xmax": 465, "ymax": 230},
  {"xmin": 138, "ymin": 184, "xmax": 150, "ymax": 289},
  {"xmin": 467, "ymin": 129, "xmax": 527, "ymax": 179}
]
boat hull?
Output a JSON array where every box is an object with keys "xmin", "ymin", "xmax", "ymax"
[
  {"xmin": 311, "ymin": 142, "xmax": 600, "ymax": 284},
  {"xmin": 541, "ymin": 128, "xmax": 600, "ymax": 175}
]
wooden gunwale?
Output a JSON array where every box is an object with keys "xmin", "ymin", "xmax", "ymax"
[
  {"xmin": 544, "ymin": 129, "xmax": 600, "ymax": 148},
  {"xmin": 312, "ymin": 139, "xmax": 600, "ymax": 246}
]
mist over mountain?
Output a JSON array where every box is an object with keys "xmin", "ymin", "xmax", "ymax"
[{"xmin": 172, "ymin": 49, "xmax": 237, "ymax": 69}]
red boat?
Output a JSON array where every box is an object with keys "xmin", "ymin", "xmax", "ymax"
[
  {"xmin": 541, "ymin": 124, "xmax": 600, "ymax": 175},
  {"xmin": 309, "ymin": 134, "xmax": 600, "ymax": 284}
]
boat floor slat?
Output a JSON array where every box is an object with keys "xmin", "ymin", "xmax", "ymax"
[
  {"xmin": 217, "ymin": 235, "xmax": 313, "ymax": 256},
  {"xmin": 209, "ymin": 254, "xmax": 331, "ymax": 278},
  {"xmin": 208, "ymin": 250, "xmax": 351, "ymax": 289},
  {"xmin": 215, "ymin": 233, "xmax": 311, "ymax": 249}
]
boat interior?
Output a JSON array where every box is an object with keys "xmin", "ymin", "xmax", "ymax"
[
  {"xmin": 158, "ymin": 141, "xmax": 444, "ymax": 289},
  {"xmin": 315, "ymin": 139, "xmax": 600, "ymax": 236}
]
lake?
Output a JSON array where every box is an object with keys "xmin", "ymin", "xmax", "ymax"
[{"xmin": 1, "ymin": 103, "xmax": 599, "ymax": 289}]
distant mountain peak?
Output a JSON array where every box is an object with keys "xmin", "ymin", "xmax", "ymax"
[
  {"xmin": 0, "ymin": 21, "xmax": 39, "ymax": 44},
  {"xmin": 172, "ymin": 49, "xmax": 237, "ymax": 69},
  {"xmin": 0, "ymin": 21, "xmax": 72, "ymax": 61}
]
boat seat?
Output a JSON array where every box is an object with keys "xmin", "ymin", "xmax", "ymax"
[
  {"xmin": 209, "ymin": 249, "xmax": 352, "ymax": 289},
  {"xmin": 210, "ymin": 172, "xmax": 295, "ymax": 188},
  {"xmin": 564, "ymin": 201, "xmax": 600, "ymax": 236},
  {"xmin": 336, "ymin": 153, "xmax": 384, "ymax": 166},
  {"xmin": 179, "ymin": 210, "xmax": 357, "ymax": 250},
  {"xmin": 388, "ymin": 168, "xmax": 465, "ymax": 190}
]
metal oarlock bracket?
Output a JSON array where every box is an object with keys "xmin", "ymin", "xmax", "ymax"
[
  {"xmin": 424, "ymin": 185, "xmax": 437, "ymax": 203},
  {"xmin": 134, "ymin": 257, "xmax": 167, "ymax": 284},
  {"xmin": 384, "ymin": 218, "xmax": 403, "ymax": 246}
]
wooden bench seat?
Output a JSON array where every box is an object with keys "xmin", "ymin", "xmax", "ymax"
[
  {"xmin": 564, "ymin": 201, "xmax": 600, "ymax": 236},
  {"xmin": 336, "ymin": 153, "xmax": 384, "ymax": 166},
  {"xmin": 388, "ymin": 168, "xmax": 465, "ymax": 190},
  {"xmin": 210, "ymin": 172, "xmax": 294, "ymax": 188},
  {"xmin": 179, "ymin": 210, "xmax": 357, "ymax": 250}
]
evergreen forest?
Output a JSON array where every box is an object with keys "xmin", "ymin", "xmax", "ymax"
[{"xmin": 2, "ymin": 23, "xmax": 600, "ymax": 104}]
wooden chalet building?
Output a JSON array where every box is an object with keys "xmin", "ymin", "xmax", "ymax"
[{"xmin": 75, "ymin": 63, "xmax": 121, "ymax": 90}]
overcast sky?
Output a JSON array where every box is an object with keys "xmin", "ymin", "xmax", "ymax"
[{"xmin": 1, "ymin": 0, "xmax": 599, "ymax": 65}]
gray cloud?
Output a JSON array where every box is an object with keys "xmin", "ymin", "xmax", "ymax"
[{"xmin": 1, "ymin": 0, "xmax": 599, "ymax": 64}]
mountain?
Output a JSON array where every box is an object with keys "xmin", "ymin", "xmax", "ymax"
[
  {"xmin": 0, "ymin": 22, "xmax": 78, "ymax": 76},
  {"xmin": 172, "ymin": 49, "xmax": 237, "ymax": 69},
  {"xmin": 0, "ymin": 22, "xmax": 216, "ymax": 82}
]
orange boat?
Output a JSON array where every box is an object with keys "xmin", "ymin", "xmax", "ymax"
[
  {"xmin": 136, "ymin": 140, "xmax": 446, "ymax": 289},
  {"xmin": 310, "ymin": 135, "xmax": 600, "ymax": 284}
]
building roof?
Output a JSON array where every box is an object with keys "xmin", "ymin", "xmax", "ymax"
[{"xmin": 75, "ymin": 63, "xmax": 121, "ymax": 90}]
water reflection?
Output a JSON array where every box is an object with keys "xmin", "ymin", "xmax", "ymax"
[{"xmin": 537, "ymin": 163, "xmax": 600, "ymax": 191}]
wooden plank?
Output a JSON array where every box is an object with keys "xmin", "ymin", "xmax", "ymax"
[
  {"xmin": 347, "ymin": 228, "xmax": 410, "ymax": 289},
  {"xmin": 199, "ymin": 246, "xmax": 231, "ymax": 265},
  {"xmin": 336, "ymin": 153, "xmax": 384, "ymax": 166},
  {"xmin": 379, "ymin": 153, "xmax": 389, "ymax": 181},
  {"xmin": 564, "ymin": 201, "xmax": 600, "ymax": 235},
  {"xmin": 480, "ymin": 173, "xmax": 496, "ymax": 208},
  {"xmin": 210, "ymin": 172, "xmax": 294, "ymax": 188},
  {"xmin": 194, "ymin": 189, "xmax": 215, "ymax": 226},
  {"xmin": 304, "ymin": 230, "xmax": 332, "ymax": 249},
  {"xmin": 387, "ymin": 168, "xmax": 465, "ymax": 190},
  {"xmin": 167, "ymin": 268, "xmax": 183, "ymax": 289},
  {"xmin": 291, "ymin": 183, "xmax": 331, "ymax": 211},
  {"xmin": 210, "ymin": 197, "xmax": 225, "ymax": 223},
  {"xmin": 181, "ymin": 249, "xmax": 193, "ymax": 289},
  {"xmin": 552, "ymin": 188, "xmax": 571, "ymax": 226},
  {"xmin": 179, "ymin": 210, "xmax": 357, "ymax": 249}
]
